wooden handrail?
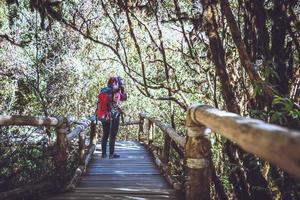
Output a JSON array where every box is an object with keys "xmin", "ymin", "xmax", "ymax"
[
  {"xmin": 185, "ymin": 104, "xmax": 300, "ymax": 200},
  {"xmin": 0, "ymin": 115, "xmax": 60, "ymax": 126},
  {"xmin": 139, "ymin": 113, "xmax": 186, "ymax": 148},
  {"xmin": 66, "ymin": 119, "xmax": 90, "ymax": 142},
  {"xmin": 95, "ymin": 120, "xmax": 140, "ymax": 126},
  {"xmin": 6, "ymin": 109, "xmax": 299, "ymax": 200},
  {"xmin": 65, "ymin": 143, "xmax": 96, "ymax": 190},
  {"xmin": 0, "ymin": 114, "xmax": 142, "ymax": 198},
  {"xmin": 138, "ymin": 113, "xmax": 185, "ymax": 192},
  {"xmin": 187, "ymin": 104, "xmax": 300, "ymax": 178},
  {"xmin": 65, "ymin": 121, "xmax": 97, "ymax": 191},
  {"xmin": 140, "ymin": 106, "xmax": 300, "ymax": 200},
  {"xmin": 0, "ymin": 115, "xmax": 96, "ymax": 198}
]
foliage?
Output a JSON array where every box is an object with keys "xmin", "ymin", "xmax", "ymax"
[
  {"xmin": 270, "ymin": 95, "xmax": 300, "ymax": 127},
  {"xmin": 0, "ymin": 0, "xmax": 300, "ymax": 199},
  {"xmin": 0, "ymin": 126, "xmax": 54, "ymax": 191}
]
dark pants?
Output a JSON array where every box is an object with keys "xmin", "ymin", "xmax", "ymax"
[{"xmin": 101, "ymin": 116, "xmax": 120, "ymax": 155}]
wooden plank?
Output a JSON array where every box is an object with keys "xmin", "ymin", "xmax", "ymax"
[
  {"xmin": 94, "ymin": 151, "xmax": 151, "ymax": 155},
  {"xmin": 49, "ymin": 193, "xmax": 175, "ymax": 200},
  {"xmin": 69, "ymin": 187, "xmax": 175, "ymax": 195},
  {"xmin": 80, "ymin": 174, "xmax": 166, "ymax": 181},
  {"xmin": 47, "ymin": 141, "xmax": 177, "ymax": 200},
  {"xmin": 92, "ymin": 158, "xmax": 153, "ymax": 162},
  {"xmin": 77, "ymin": 181, "xmax": 169, "ymax": 188},
  {"xmin": 90, "ymin": 161, "xmax": 154, "ymax": 165},
  {"xmin": 78, "ymin": 179, "xmax": 167, "ymax": 183},
  {"xmin": 86, "ymin": 171, "xmax": 160, "ymax": 175},
  {"xmin": 91, "ymin": 160, "xmax": 154, "ymax": 164},
  {"xmin": 89, "ymin": 164, "xmax": 154, "ymax": 167},
  {"xmin": 88, "ymin": 166, "xmax": 155, "ymax": 169}
]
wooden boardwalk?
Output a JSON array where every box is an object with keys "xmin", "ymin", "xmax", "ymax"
[{"xmin": 48, "ymin": 141, "xmax": 177, "ymax": 199}]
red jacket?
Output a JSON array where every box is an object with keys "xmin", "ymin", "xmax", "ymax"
[{"xmin": 96, "ymin": 87, "xmax": 127, "ymax": 121}]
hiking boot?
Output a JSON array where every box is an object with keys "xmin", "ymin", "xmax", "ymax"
[
  {"xmin": 101, "ymin": 153, "xmax": 107, "ymax": 159},
  {"xmin": 109, "ymin": 154, "xmax": 120, "ymax": 159}
]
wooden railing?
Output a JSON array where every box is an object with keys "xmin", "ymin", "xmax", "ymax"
[
  {"xmin": 1, "ymin": 105, "xmax": 300, "ymax": 200},
  {"xmin": 138, "ymin": 113, "xmax": 185, "ymax": 192},
  {"xmin": 0, "ymin": 115, "xmax": 97, "ymax": 199},
  {"xmin": 139, "ymin": 104, "xmax": 300, "ymax": 200}
]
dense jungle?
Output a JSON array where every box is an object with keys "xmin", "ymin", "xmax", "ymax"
[{"xmin": 0, "ymin": 0, "xmax": 300, "ymax": 199}]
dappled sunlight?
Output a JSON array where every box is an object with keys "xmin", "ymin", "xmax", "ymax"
[{"xmin": 1, "ymin": 0, "xmax": 299, "ymax": 199}]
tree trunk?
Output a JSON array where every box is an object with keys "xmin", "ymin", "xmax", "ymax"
[
  {"xmin": 201, "ymin": 0, "xmax": 240, "ymax": 114},
  {"xmin": 200, "ymin": 1, "xmax": 251, "ymax": 199},
  {"xmin": 211, "ymin": 162, "xmax": 228, "ymax": 200},
  {"xmin": 224, "ymin": 142, "xmax": 251, "ymax": 200},
  {"xmin": 253, "ymin": 0, "xmax": 270, "ymax": 61},
  {"xmin": 243, "ymin": 0, "xmax": 257, "ymax": 61},
  {"xmin": 220, "ymin": 0, "xmax": 274, "ymax": 101},
  {"xmin": 270, "ymin": 0, "xmax": 288, "ymax": 96}
]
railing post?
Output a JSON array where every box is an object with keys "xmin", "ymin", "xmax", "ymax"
[
  {"xmin": 162, "ymin": 134, "xmax": 171, "ymax": 164},
  {"xmin": 185, "ymin": 107, "xmax": 211, "ymax": 200},
  {"xmin": 152, "ymin": 123, "xmax": 156, "ymax": 140},
  {"xmin": 138, "ymin": 115, "xmax": 144, "ymax": 141},
  {"xmin": 55, "ymin": 119, "xmax": 68, "ymax": 184},
  {"xmin": 90, "ymin": 121, "xmax": 97, "ymax": 145},
  {"xmin": 145, "ymin": 118, "xmax": 150, "ymax": 144},
  {"xmin": 79, "ymin": 131, "xmax": 85, "ymax": 165},
  {"xmin": 148, "ymin": 121, "xmax": 153, "ymax": 145}
]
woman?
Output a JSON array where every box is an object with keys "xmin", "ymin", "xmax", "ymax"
[{"xmin": 97, "ymin": 76, "xmax": 127, "ymax": 159}]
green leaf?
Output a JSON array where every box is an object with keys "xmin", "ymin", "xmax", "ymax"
[{"xmin": 271, "ymin": 112, "xmax": 282, "ymax": 123}]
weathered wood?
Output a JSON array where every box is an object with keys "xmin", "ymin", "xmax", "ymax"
[
  {"xmin": 139, "ymin": 113, "xmax": 185, "ymax": 148},
  {"xmin": 55, "ymin": 120, "xmax": 68, "ymax": 183},
  {"xmin": 79, "ymin": 132, "xmax": 86, "ymax": 165},
  {"xmin": 49, "ymin": 188, "xmax": 176, "ymax": 200},
  {"xmin": 51, "ymin": 141, "xmax": 176, "ymax": 200},
  {"xmin": 189, "ymin": 104, "xmax": 300, "ymax": 178},
  {"xmin": 145, "ymin": 118, "xmax": 150, "ymax": 144},
  {"xmin": 152, "ymin": 123, "xmax": 156, "ymax": 141},
  {"xmin": 96, "ymin": 121, "xmax": 140, "ymax": 127},
  {"xmin": 0, "ymin": 115, "xmax": 59, "ymax": 127},
  {"xmin": 84, "ymin": 144, "xmax": 96, "ymax": 172},
  {"xmin": 148, "ymin": 143, "xmax": 183, "ymax": 191},
  {"xmin": 120, "ymin": 121, "xmax": 140, "ymax": 126},
  {"xmin": 151, "ymin": 147, "xmax": 163, "ymax": 168},
  {"xmin": 138, "ymin": 116, "xmax": 144, "ymax": 141},
  {"xmin": 162, "ymin": 134, "xmax": 171, "ymax": 164},
  {"xmin": 171, "ymin": 140, "xmax": 184, "ymax": 159},
  {"xmin": 0, "ymin": 181, "xmax": 55, "ymax": 200},
  {"xmin": 65, "ymin": 166, "xmax": 85, "ymax": 191},
  {"xmin": 65, "ymin": 141, "xmax": 96, "ymax": 191},
  {"xmin": 185, "ymin": 105, "xmax": 211, "ymax": 200},
  {"xmin": 89, "ymin": 121, "xmax": 97, "ymax": 145},
  {"xmin": 148, "ymin": 121, "xmax": 153, "ymax": 145},
  {"xmin": 66, "ymin": 120, "xmax": 90, "ymax": 142}
]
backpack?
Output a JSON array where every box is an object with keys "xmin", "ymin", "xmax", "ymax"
[{"xmin": 96, "ymin": 87, "xmax": 112, "ymax": 122}]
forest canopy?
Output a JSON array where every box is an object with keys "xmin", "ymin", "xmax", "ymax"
[{"xmin": 1, "ymin": 0, "xmax": 300, "ymax": 199}]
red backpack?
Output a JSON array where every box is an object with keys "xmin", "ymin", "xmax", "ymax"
[{"xmin": 96, "ymin": 87, "xmax": 112, "ymax": 122}]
